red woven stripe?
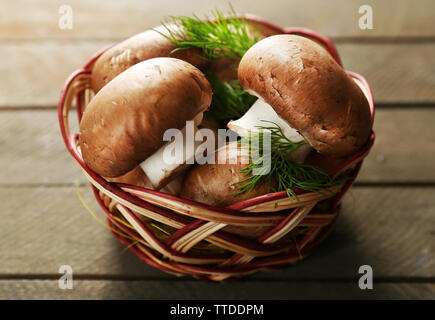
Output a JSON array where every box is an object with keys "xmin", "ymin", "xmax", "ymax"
[
  {"xmin": 165, "ymin": 220, "xmax": 207, "ymax": 247},
  {"xmin": 257, "ymin": 208, "xmax": 300, "ymax": 243}
]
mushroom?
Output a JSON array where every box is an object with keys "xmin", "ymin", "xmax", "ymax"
[
  {"xmin": 91, "ymin": 25, "xmax": 209, "ymax": 93},
  {"xmin": 108, "ymin": 166, "xmax": 184, "ymax": 195},
  {"xmin": 79, "ymin": 57, "xmax": 212, "ymax": 190},
  {"xmin": 181, "ymin": 142, "xmax": 275, "ymax": 206},
  {"xmin": 180, "ymin": 142, "xmax": 275, "ymax": 238},
  {"xmin": 228, "ymin": 34, "xmax": 372, "ymax": 161}
]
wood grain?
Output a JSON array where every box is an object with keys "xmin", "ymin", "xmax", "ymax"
[
  {"xmin": 1, "ymin": 0, "xmax": 434, "ymax": 40},
  {"xmin": 0, "ymin": 185, "xmax": 170, "ymax": 278},
  {"xmin": 0, "ymin": 110, "xmax": 85, "ymax": 185},
  {"xmin": 338, "ymin": 43, "xmax": 435, "ymax": 103},
  {"xmin": 1, "ymin": 41, "xmax": 434, "ymax": 108},
  {"xmin": 0, "ymin": 186, "xmax": 433, "ymax": 279},
  {"xmin": 0, "ymin": 280, "xmax": 433, "ymax": 299},
  {"xmin": 1, "ymin": 109, "xmax": 433, "ymax": 185},
  {"xmin": 358, "ymin": 109, "xmax": 435, "ymax": 182},
  {"xmin": 0, "ymin": 40, "xmax": 109, "ymax": 108}
]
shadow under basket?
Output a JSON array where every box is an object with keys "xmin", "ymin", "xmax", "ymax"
[{"xmin": 58, "ymin": 16, "xmax": 375, "ymax": 282}]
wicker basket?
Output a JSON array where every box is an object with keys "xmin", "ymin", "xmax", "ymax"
[{"xmin": 58, "ymin": 16, "xmax": 375, "ymax": 282}]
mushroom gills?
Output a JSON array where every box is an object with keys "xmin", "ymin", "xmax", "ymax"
[
  {"xmin": 139, "ymin": 113, "xmax": 204, "ymax": 189},
  {"xmin": 227, "ymin": 98, "xmax": 312, "ymax": 164}
]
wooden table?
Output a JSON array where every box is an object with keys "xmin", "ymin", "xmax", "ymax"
[{"xmin": 0, "ymin": 0, "xmax": 434, "ymax": 299}]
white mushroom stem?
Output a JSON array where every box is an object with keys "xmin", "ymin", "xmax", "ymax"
[
  {"xmin": 134, "ymin": 167, "xmax": 184, "ymax": 195},
  {"xmin": 227, "ymin": 99, "xmax": 312, "ymax": 164},
  {"xmin": 139, "ymin": 113, "xmax": 204, "ymax": 189}
]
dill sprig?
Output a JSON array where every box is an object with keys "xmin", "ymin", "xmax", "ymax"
[
  {"xmin": 155, "ymin": 5, "xmax": 259, "ymax": 121},
  {"xmin": 204, "ymin": 71, "xmax": 256, "ymax": 121},
  {"xmin": 232, "ymin": 122, "xmax": 344, "ymax": 202},
  {"xmin": 156, "ymin": 5, "xmax": 259, "ymax": 61}
]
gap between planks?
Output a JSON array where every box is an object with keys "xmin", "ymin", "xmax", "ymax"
[
  {"xmin": 1, "ymin": 280, "xmax": 433, "ymax": 299},
  {"xmin": 0, "ymin": 274, "xmax": 434, "ymax": 283},
  {"xmin": 3, "ymin": 36, "xmax": 435, "ymax": 44},
  {"xmin": 2, "ymin": 103, "xmax": 435, "ymax": 111},
  {"xmin": 2, "ymin": 182, "xmax": 435, "ymax": 189}
]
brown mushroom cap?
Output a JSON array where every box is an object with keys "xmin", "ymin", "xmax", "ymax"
[
  {"xmin": 180, "ymin": 142, "xmax": 275, "ymax": 207},
  {"xmin": 238, "ymin": 34, "xmax": 372, "ymax": 158},
  {"xmin": 79, "ymin": 57, "xmax": 212, "ymax": 178},
  {"xmin": 91, "ymin": 25, "xmax": 209, "ymax": 92}
]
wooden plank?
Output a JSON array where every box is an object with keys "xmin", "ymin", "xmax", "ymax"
[
  {"xmin": 0, "ymin": 279, "xmax": 433, "ymax": 299},
  {"xmin": 1, "ymin": 42, "xmax": 434, "ymax": 108},
  {"xmin": 0, "ymin": 185, "xmax": 171, "ymax": 278},
  {"xmin": 1, "ymin": 109, "xmax": 434, "ymax": 185},
  {"xmin": 0, "ymin": 40, "xmax": 110, "ymax": 108},
  {"xmin": 0, "ymin": 186, "xmax": 433, "ymax": 279},
  {"xmin": 1, "ymin": 0, "xmax": 434, "ymax": 40},
  {"xmin": 338, "ymin": 43, "xmax": 435, "ymax": 103},
  {"xmin": 0, "ymin": 110, "xmax": 87, "ymax": 185},
  {"xmin": 358, "ymin": 109, "xmax": 435, "ymax": 182}
]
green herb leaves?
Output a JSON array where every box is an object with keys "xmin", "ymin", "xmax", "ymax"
[
  {"xmin": 156, "ymin": 5, "xmax": 259, "ymax": 122},
  {"xmin": 232, "ymin": 122, "xmax": 343, "ymax": 201},
  {"xmin": 156, "ymin": 6, "xmax": 259, "ymax": 61},
  {"xmin": 204, "ymin": 71, "xmax": 256, "ymax": 121}
]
